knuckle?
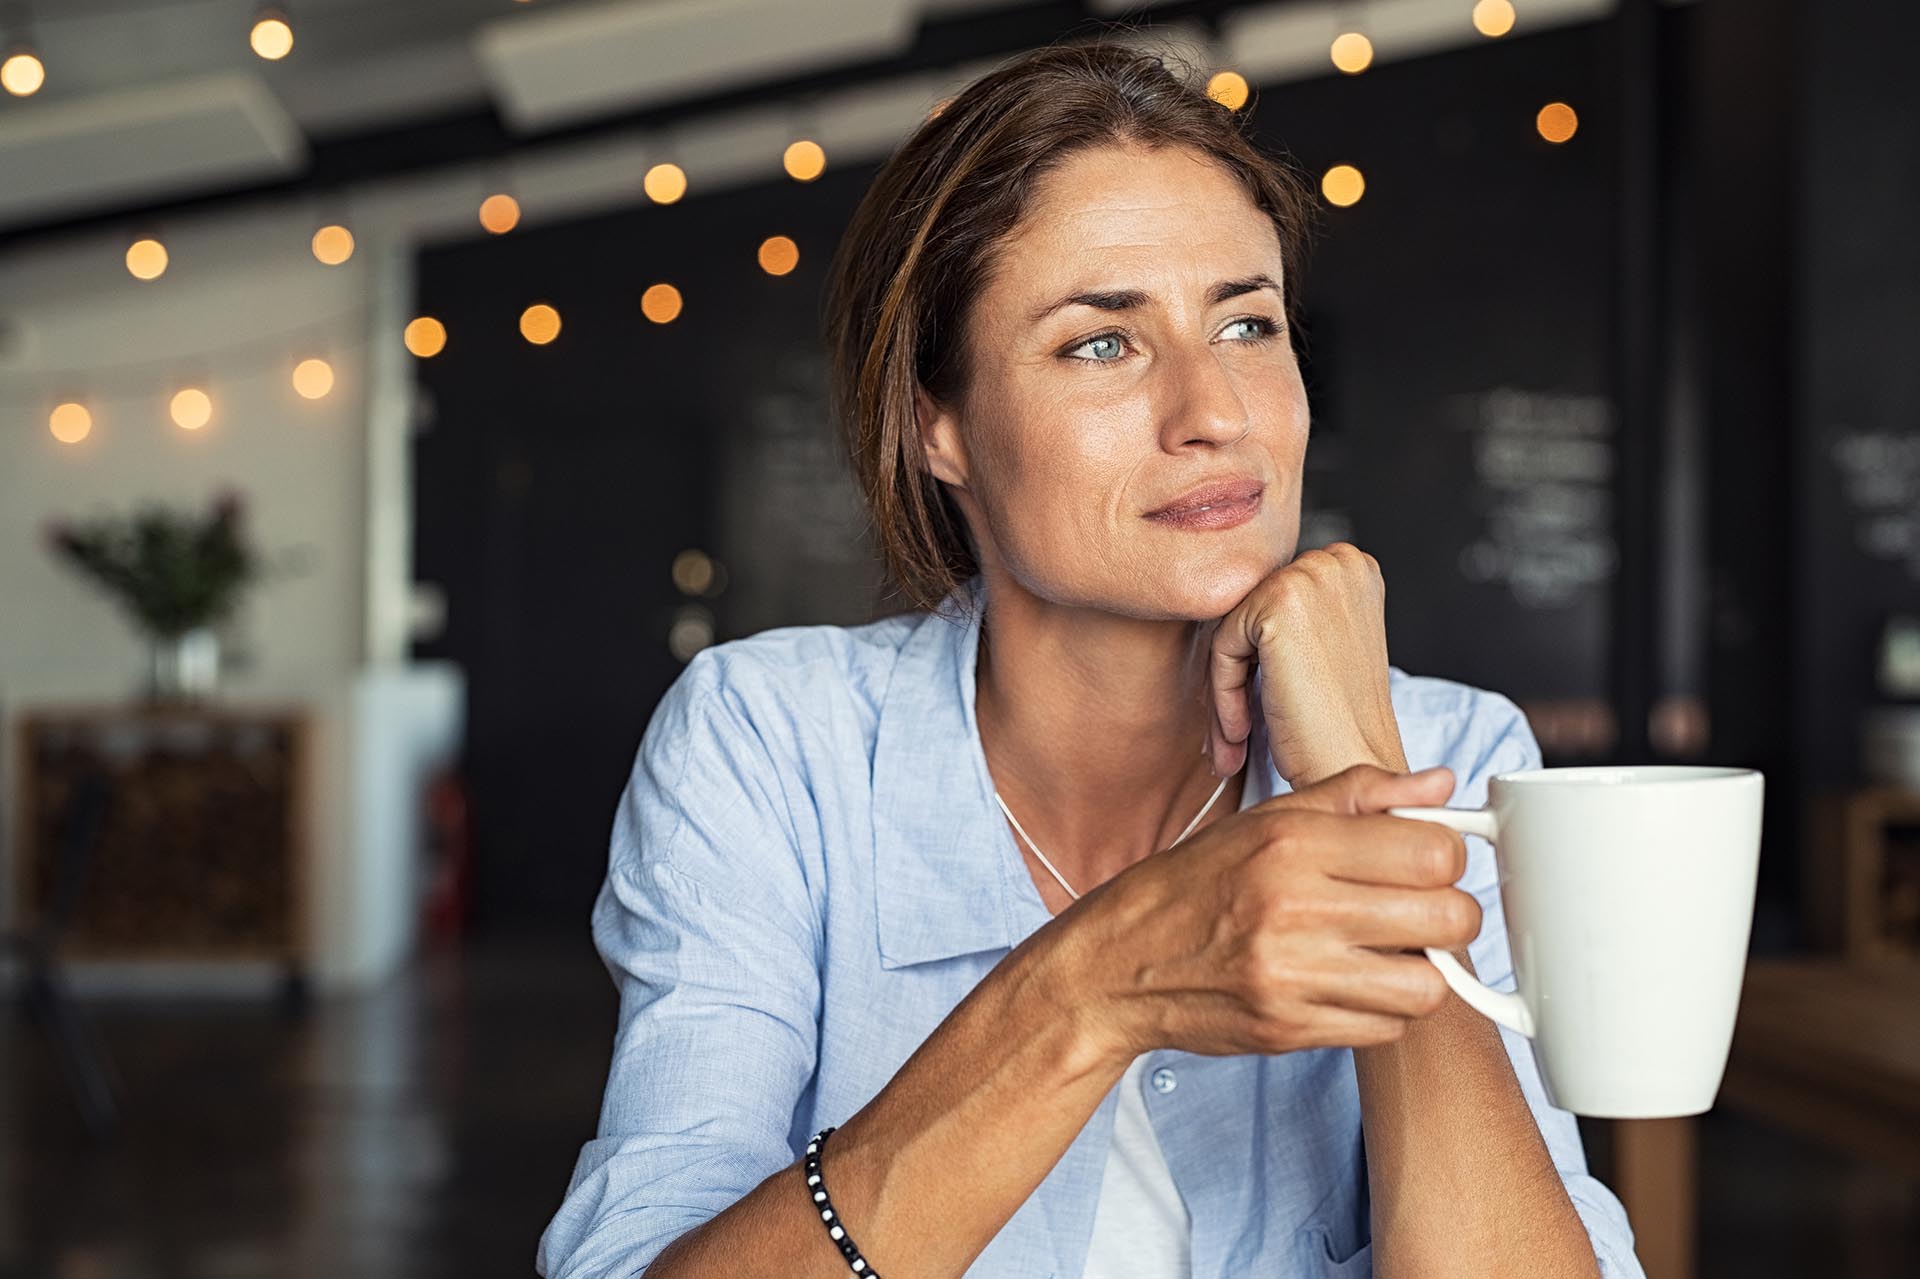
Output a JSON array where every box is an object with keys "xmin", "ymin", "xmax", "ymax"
[
  {"xmin": 1437, "ymin": 889, "xmax": 1482, "ymax": 942},
  {"xmin": 1423, "ymin": 829, "xmax": 1466, "ymax": 883}
]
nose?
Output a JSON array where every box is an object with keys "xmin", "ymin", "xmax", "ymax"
[{"xmin": 1158, "ymin": 341, "xmax": 1252, "ymax": 451}]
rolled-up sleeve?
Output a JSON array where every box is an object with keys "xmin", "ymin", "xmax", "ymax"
[
  {"xmin": 536, "ymin": 650, "xmax": 822, "ymax": 1278},
  {"xmin": 1456, "ymin": 694, "xmax": 1647, "ymax": 1279}
]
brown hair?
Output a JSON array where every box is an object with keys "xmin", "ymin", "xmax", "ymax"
[{"xmin": 824, "ymin": 38, "xmax": 1317, "ymax": 616}]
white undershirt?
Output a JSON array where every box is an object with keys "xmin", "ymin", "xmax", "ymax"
[{"xmin": 1080, "ymin": 1054, "xmax": 1192, "ymax": 1278}]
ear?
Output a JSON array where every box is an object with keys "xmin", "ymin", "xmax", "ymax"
[{"xmin": 915, "ymin": 383, "xmax": 969, "ymax": 489}]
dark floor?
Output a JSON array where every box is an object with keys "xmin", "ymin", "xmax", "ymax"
[{"xmin": 3, "ymin": 935, "xmax": 1916, "ymax": 1279}]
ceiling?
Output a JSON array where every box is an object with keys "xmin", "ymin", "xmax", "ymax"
[{"xmin": 0, "ymin": 0, "xmax": 1628, "ymax": 237}]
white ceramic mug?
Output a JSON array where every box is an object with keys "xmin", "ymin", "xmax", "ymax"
[{"xmin": 1389, "ymin": 764, "xmax": 1765, "ymax": 1118}]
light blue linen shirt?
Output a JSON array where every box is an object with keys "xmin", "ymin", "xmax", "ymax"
[{"xmin": 537, "ymin": 571, "xmax": 1644, "ymax": 1279}]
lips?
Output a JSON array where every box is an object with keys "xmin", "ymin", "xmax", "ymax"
[{"xmin": 1144, "ymin": 477, "xmax": 1265, "ymax": 519}]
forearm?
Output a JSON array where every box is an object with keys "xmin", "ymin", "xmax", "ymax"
[
  {"xmin": 647, "ymin": 920, "xmax": 1127, "ymax": 1279},
  {"xmin": 1353, "ymin": 951, "xmax": 1601, "ymax": 1279}
]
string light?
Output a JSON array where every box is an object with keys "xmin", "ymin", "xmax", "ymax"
[
  {"xmin": 1473, "ymin": 0, "xmax": 1517, "ymax": 38},
  {"xmin": 1537, "ymin": 102, "xmax": 1578, "ymax": 143},
  {"xmin": 1206, "ymin": 71, "xmax": 1249, "ymax": 111},
  {"xmin": 249, "ymin": 6, "xmax": 294, "ymax": 61},
  {"xmin": 479, "ymin": 192, "xmax": 521, "ymax": 234},
  {"xmin": 404, "ymin": 317, "xmax": 448, "ymax": 358},
  {"xmin": 126, "ymin": 237, "xmax": 169, "ymax": 280},
  {"xmin": 291, "ymin": 357, "xmax": 334, "ymax": 399},
  {"xmin": 783, "ymin": 139, "xmax": 826, "ymax": 182},
  {"xmin": 1330, "ymin": 32, "xmax": 1373, "ymax": 74},
  {"xmin": 170, "ymin": 387, "xmax": 214, "ymax": 431},
  {"xmin": 519, "ymin": 303, "xmax": 561, "ymax": 344},
  {"xmin": 641, "ymin": 284, "xmax": 682, "ymax": 324},
  {"xmin": 311, "ymin": 223, "xmax": 354, "ymax": 265},
  {"xmin": 757, "ymin": 235, "xmax": 799, "ymax": 276},
  {"xmin": 1, "ymin": 45, "xmax": 45, "ymax": 97},
  {"xmin": 1321, "ymin": 164, "xmax": 1365, "ymax": 207},
  {"xmin": 644, "ymin": 162, "xmax": 687, "ymax": 204},
  {"xmin": 49, "ymin": 402, "xmax": 92, "ymax": 444}
]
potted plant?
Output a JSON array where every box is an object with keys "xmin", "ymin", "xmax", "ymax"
[{"xmin": 45, "ymin": 489, "xmax": 268, "ymax": 702}]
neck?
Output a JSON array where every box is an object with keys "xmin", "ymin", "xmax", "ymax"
[{"xmin": 972, "ymin": 571, "xmax": 1247, "ymax": 890}]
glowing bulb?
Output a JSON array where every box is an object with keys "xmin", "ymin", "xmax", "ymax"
[
  {"xmin": 126, "ymin": 238, "xmax": 168, "ymax": 280},
  {"xmin": 1537, "ymin": 102, "xmax": 1579, "ymax": 143},
  {"xmin": 311, "ymin": 224, "xmax": 354, "ymax": 265},
  {"xmin": 1, "ymin": 50, "xmax": 45, "ymax": 97},
  {"xmin": 1331, "ymin": 32, "xmax": 1373, "ymax": 74},
  {"xmin": 1321, "ymin": 164, "xmax": 1365, "ymax": 207},
  {"xmin": 520, "ymin": 303, "xmax": 561, "ymax": 345},
  {"xmin": 757, "ymin": 235, "xmax": 799, "ymax": 276},
  {"xmin": 171, "ymin": 387, "xmax": 213, "ymax": 431},
  {"xmin": 644, "ymin": 163, "xmax": 688, "ymax": 205},
  {"xmin": 250, "ymin": 11, "xmax": 294, "ymax": 60},
  {"xmin": 641, "ymin": 284, "xmax": 683, "ymax": 325},
  {"xmin": 404, "ymin": 317, "xmax": 447, "ymax": 358},
  {"xmin": 479, "ymin": 193, "xmax": 521, "ymax": 234},
  {"xmin": 49, "ymin": 402, "xmax": 91, "ymax": 444},
  {"xmin": 783, "ymin": 139, "xmax": 826, "ymax": 182},
  {"xmin": 1206, "ymin": 71, "xmax": 1249, "ymax": 111},
  {"xmin": 292, "ymin": 358, "xmax": 334, "ymax": 399},
  {"xmin": 1473, "ymin": 0, "xmax": 1517, "ymax": 38}
]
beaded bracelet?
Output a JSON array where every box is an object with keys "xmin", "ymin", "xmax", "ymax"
[{"xmin": 804, "ymin": 1126, "xmax": 883, "ymax": 1277}]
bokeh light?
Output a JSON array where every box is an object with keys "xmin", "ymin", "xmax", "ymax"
[
  {"xmin": 170, "ymin": 387, "xmax": 213, "ymax": 431},
  {"xmin": 1, "ymin": 51, "xmax": 46, "ymax": 97},
  {"xmin": 480, "ymin": 193, "xmax": 521, "ymax": 234},
  {"xmin": 1537, "ymin": 102, "xmax": 1579, "ymax": 143},
  {"xmin": 520, "ymin": 304, "xmax": 562, "ymax": 345},
  {"xmin": 126, "ymin": 238, "xmax": 168, "ymax": 280},
  {"xmin": 783, "ymin": 139, "xmax": 826, "ymax": 182},
  {"xmin": 757, "ymin": 235, "xmax": 799, "ymax": 276},
  {"xmin": 1206, "ymin": 71, "xmax": 1249, "ymax": 111},
  {"xmin": 250, "ymin": 13, "xmax": 294, "ymax": 61},
  {"xmin": 49, "ymin": 402, "xmax": 91, "ymax": 444},
  {"xmin": 641, "ymin": 284, "xmax": 683, "ymax": 324},
  {"xmin": 1321, "ymin": 164, "xmax": 1366, "ymax": 207},
  {"xmin": 292, "ymin": 358, "xmax": 334, "ymax": 399},
  {"xmin": 1331, "ymin": 32, "xmax": 1374, "ymax": 74},
  {"xmin": 1474, "ymin": 0, "xmax": 1517, "ymax": 38},
  {"xmin": 644, "ymin": 163, "xmax": 688, "ymax": 205},
  {"xmin": 404, "ymin": 316, "xmax": 448, "ymax": 358},
  {"xmin": 311, "ymin": 224, "xmax": 354, "ymax": 265}
]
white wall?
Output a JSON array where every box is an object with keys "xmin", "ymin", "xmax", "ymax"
[
  {"xmin": 0, "ymin": 209, "xmax": 463, "ymax": 991},
  {"xmin": 0, "ymin": 216, "xmax": 373, "ymax": 695}
]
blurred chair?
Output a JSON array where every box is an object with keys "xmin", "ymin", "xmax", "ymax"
[{"xmin": 4, "ymin": 767, "xmax": 121, "ymax": 1139}]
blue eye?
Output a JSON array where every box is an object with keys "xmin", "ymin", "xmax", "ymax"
[
  {"xmin": 1221, "ymin": 317, "xmax": 1280, "ymax": 341},
  {"xmin": 1070, "ymin": 333, "xmax": 1126, "ymax": 361}
]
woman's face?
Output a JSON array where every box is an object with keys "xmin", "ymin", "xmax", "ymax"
[{"xmin": 920, "ymin": 140, "xmax": 1310, "ymax": 622}]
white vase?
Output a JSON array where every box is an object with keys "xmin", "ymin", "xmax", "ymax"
[{"xmin": 146, "ymin": 627, "xmax": 220, "ymax": 702}]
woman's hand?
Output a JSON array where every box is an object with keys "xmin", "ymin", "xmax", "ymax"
[
  {"xmin": 1046, "ymin": 763, "xmax": 1479, "ymax": 1065},
  {"xmin": 1204, "ymin": 542, "xmax": 1406, "ymax": 787}
]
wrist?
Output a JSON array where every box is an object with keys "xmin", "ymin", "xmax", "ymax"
[{"xmin": 1005, "ymin": 910, "xmax": 1141, "ymax": 1078}]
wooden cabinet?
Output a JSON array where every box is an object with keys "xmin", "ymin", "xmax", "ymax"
[{"xmin": 12, "ymin": 705, "xmax": 310, "ymax": 971}]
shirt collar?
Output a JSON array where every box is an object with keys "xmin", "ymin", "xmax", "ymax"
[{"xmin": 870, "ymin": 571, "xmax": 1284, "ymax": 970}]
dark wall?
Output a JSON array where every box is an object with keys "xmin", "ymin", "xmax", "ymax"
[
  {"xmin": 1253, "ymin": 23, "xmax": 1618, "ymax": 703},
  {"xmin": 1795, "ymin": 0, "xmax": 1920, "ymax": 787}
]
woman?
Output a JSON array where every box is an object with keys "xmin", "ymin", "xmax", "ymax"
[{"xmin": 537, "ymin": 42, "xmax": 1640, "ymax": 1279}]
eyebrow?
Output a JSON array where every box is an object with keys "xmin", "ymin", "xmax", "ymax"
[{"xmin": 1027, "ymin": 274, "xmax": 1280, "ymax": 325}]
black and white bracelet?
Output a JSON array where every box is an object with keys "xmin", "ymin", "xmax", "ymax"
[{"xmin": 804, "ymin": 1126, "xmax": 882, "ymax": 1278}]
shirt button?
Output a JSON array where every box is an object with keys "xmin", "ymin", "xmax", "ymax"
[{"xmin": 1150, "ymin": 1066, "xmax": 1177, "ymax": 1094}]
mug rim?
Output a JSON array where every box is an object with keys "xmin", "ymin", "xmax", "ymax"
[{"xmin": 1491, "ymin": 764, "xmax": 1760, "ymax": 788}]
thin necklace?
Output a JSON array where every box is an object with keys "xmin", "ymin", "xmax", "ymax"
[{"xmin": 994, "ymin": 772, "xmax": 1231, "ymax": 901}]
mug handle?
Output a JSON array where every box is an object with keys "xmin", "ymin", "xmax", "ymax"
[{"xmin": 1385, "ymin": 805, "xmax": 1536, "ymax": 1040}]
